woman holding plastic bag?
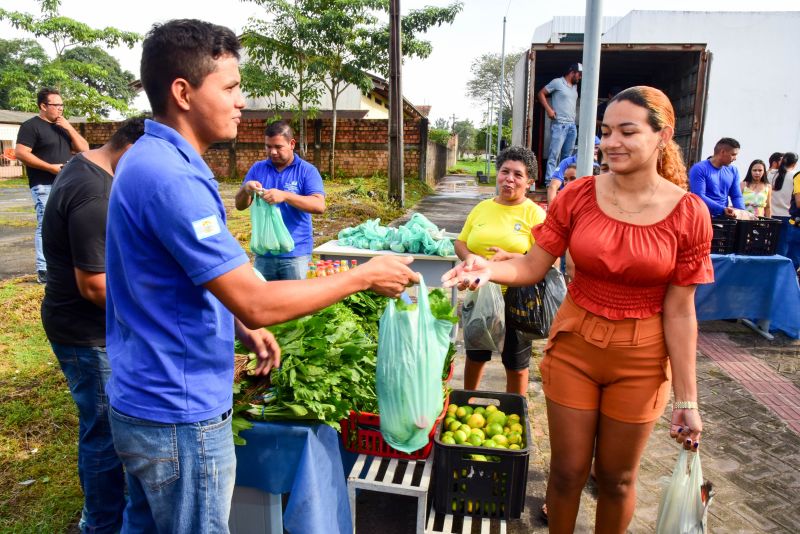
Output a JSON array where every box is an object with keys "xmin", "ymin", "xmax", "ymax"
[
  {"xmin": 454, "ymin": 146, "xmax": 546, "ymax": 395},
  {"xmin": 443, "ymin": 87, "xmax": 712, "ymax": 532}
]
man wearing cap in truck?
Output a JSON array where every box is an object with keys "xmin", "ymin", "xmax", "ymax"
[{"xmin": 538, "ymin": 62, "xmax": 583, "ymax": 184}]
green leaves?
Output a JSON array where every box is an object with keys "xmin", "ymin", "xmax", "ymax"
[
  {"xmin": 232, "ymin": 289, "xmax": 456, "ymax": 445},
  {"xmin": 0, "ymin": 2, "xmax": 140, "ymax": 118},
  {"xmin": 235, "ymin": 300, "xmax": 381, "ymax": 434}
]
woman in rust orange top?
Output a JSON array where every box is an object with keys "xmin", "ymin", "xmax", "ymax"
[{"xmin": 443, "ymin": 86, "xmax": 713, "ymax": 532}]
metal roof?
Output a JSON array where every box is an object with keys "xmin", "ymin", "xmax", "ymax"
[
  {"xmin": 0, "ymin": 110, "xmax": 37, "ymax": 124},
  {"xmin": 532, "ymin": 16, "xmax": 623, "ymax": 44}
]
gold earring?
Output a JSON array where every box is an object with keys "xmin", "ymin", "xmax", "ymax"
[{"xmin": 658, "ymin": 142, "xmax": 665, "ymax": 168}]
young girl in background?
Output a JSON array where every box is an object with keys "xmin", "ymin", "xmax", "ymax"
[{"xmin": 740, "ymin": 159, "xmax": 771, "ymax": 217}]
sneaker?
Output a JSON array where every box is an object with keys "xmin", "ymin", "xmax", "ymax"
[{"xmin": 37, "ymin": 270, "xmax": 47, "ymax": 284}]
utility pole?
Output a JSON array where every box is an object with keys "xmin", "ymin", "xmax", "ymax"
[
  {"xmin": 451, "ymin": 113, "xmax": 457, "ymax": 133},
  {"xmin": 496, "ymin": 15, "xmax": 507, "ymax": 155},
  {"xmin": 485, "ymin": 91, "xmax": 494, "ymax": 178},
  {"xmin": 388, "ymin": 0, "xmax": 404, "ymax": 205},
  {"xmin": 576, "ymin": 0, "xmax": 603, "ymax": 178}
]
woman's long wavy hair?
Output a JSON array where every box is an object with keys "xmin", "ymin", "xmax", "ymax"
[{"xmin": 608, "ymin": 86, "xmax": 688, "ymax": 189}]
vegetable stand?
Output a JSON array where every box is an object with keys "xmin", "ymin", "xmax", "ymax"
[{"xmin": 313, "ymin": 240, "xmax": 459, "ymax": 309}]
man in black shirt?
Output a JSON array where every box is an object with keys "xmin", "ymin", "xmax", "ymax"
[
  {"xmin": 41, "ymin": 118, "xmax": 144, "ymax": 534},
  {"xmin": 15, "ymin": 87, "xmax": 89, "ymax": 283}
]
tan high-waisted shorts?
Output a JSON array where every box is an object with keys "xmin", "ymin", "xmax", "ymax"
[{"xmin": 540, "ymin": 294, "xmax": 672, "ymax": 424}]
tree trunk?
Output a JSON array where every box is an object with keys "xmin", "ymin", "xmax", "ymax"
[
  {"xmin": 297, "ymin": 69, "xmax": 307, "ymax": 157},
  {"xmin": 328, "ymin": 87, "xmax": 338, "ymax": 179}
]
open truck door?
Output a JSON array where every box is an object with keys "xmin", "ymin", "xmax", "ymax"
[{"xmin": 521, "ymin": 43, "xmax": 711, "ymax": 189}]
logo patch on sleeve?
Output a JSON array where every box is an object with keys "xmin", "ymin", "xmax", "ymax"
[{"xmin": 192, "ymin": 215, "xmax": 221, "ymax": 240}]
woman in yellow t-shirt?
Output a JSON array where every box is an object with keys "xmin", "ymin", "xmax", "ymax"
[{"xmin": 455, "ymin": 146, "xmax": 547, "ymax": 395}]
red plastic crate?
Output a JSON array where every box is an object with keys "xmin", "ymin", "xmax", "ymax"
[{"xmin": 341, "ymin": 395, "xmax": 450, "ymax": 460}]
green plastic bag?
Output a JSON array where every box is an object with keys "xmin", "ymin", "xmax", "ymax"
[
  {"xmin": 250, "ymin": 196, "xmax": 294, "ymax": 256},
  {"xmin": 376, "ymin": 277, "xmax": 453, "ymax": 453}
]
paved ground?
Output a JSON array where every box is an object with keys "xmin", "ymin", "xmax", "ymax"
[
  {"xmin": 355, "ymin": 175, "xmax": 800, "ymax": 533},
  {"xmin": 0, "ymin": 184, "xmax": 36, "ymax": 280}
]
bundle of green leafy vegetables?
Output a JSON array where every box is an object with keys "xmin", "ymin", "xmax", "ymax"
[{"xmin": 232, "ymin": 289, "xmax": 457, "ymax": 445}]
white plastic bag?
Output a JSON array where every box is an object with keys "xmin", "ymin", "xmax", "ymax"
[
  {"xmin": 656, "ymin": 449, "xmax": 713, "ymax": 534},
  {"xmin": 460, "ymin": 282, "xmax": 505, "ymax": 352}
]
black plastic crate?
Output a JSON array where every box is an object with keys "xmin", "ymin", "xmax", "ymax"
[
  {"xmin": 710, "ymin": 218, "xmax": 737, "ymax": 254},
  {"xmin": 733, "ymin": 217, "xmax": 781, "ymax": 256},
  {"xmin": 433, "ymin": 390, "xmax": 530, "ymax": 520}
]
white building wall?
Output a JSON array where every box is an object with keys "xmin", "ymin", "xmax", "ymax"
[
  {"xmin": 244, "ymin": 83, "xmax": 381, "ymax": 116},
  {"xmin": 602, "ymin": 10, "xmax": 800, "ymax": 173},
  {"xmin": 0, "ymin": 124, "xmax": 20, "ymax": 143}
]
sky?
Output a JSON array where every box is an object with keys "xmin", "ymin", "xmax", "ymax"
[{"xmin": 1, "ymin": 0, "xmax": 797, "ymax": 125}]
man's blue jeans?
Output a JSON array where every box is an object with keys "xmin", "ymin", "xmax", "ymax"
[
  {"xmin": 545, "ymin": 122, "xmax": 577, "ymax": 182},
  {"xmin": 50, "ymin": 342, "xmax": 125, "ymax": 534},
  {"xmin": 786, "ymin": 222, "xmax": 800, "ymax": 270},
  {"xmin": 109, "ymin": 407, "xmax": 236, "ymax": 534},
  {"xmin": 30, "ymin": 184, "xmax": 51, "ymax": 272},
  {"xmin": 255, "ymin": 254, "xmax": 311, "ymax": 280}
]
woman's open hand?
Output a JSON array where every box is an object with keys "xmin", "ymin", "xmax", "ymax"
[{"xmin": 441, "ymin": 254, "xmax": 491, "ymax": 291}]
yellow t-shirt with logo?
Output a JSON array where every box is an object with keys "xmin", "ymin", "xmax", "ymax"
[{"xmin": 458, "ymin": 198, "xmax": 547, "ymax": 259}]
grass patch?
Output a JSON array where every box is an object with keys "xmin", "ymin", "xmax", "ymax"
[
  {"xmin": 6, "ymin": 206, "xmax": 34, "ymax": 214},
  {"xmin": 448, "ymin": 159, "xmax": 496, "ymax": 185},
  {"xmin": 0, "ymin": 175, "xmax": 434, "ymax": 532},
  {"xmin": 0, "ymin": 178, "xmax": 27, "ymax": 189},
  {"xmin": 0, "ymin": 218, "xmax": 36, "ymax": 228},
  {"xmin": 0, "ymin": 277, "xmax": 83, "ymax": 533}
]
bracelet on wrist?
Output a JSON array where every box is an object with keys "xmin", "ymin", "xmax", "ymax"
[{"xmin": 673, "ymin": 400, "xmax": 699, "ymax": 410}]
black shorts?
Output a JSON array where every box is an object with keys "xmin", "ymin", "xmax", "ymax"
[{"xmin": 466, "ymin": 309, "xmax": 532, "ymax": 371}]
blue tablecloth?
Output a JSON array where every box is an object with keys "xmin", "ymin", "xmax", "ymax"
[
  {"xmin": 235, "ymin": 421, "xmax": 352, "ymax": 534},
  {"xmin": 695, "ymin": 254, "xmax": 800, "ymax": 338}
]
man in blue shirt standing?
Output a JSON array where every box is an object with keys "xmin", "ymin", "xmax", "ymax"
[
  {"xmin": 537, "ymin": 62, "xmax": 582, "ymax": 183},
  {"xmin": 689, "ymin": 137, "xmax": 745, "ymax": 217},
  {"xmin": 105, "ymin": 19, "xmax": 418, "ymax": 533},
  {"xmin": 235, "ymin": 120, "xmax": 325, "ymax": 279}
]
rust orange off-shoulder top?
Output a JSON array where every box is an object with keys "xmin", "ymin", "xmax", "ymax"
[{"xmin": 532, "ymin": 176, "xmax": 714, "ymax": 320}]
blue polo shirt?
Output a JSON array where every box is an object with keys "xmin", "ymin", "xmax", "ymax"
[
  {"xmin": 105, "ymin": 120, "xmax": 249, "ymax": 423},
  {"xmin": 689, "ymin": 159, "xmax": 745, "ymax": 216},
  {"xmin": 243, "ymin": 155, "xmax": 324, "ymax": 257},
  {"xmin": 546, "ymin": 155, "xmax": 599, "ymax": 187}
]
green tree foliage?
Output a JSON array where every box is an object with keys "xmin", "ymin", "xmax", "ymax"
[
  {"xmin": 475, "ymin": 123, "xmax": 511, "ymax": 156},
  {"xmin": 428, "ymin": 127, "xmax": 451, "ymax": 146},
  {"xmin": 0, "ymin": 38, "xmax": 47, "ymax": 110},
  {"xmin": 60, "ymin": 46, "xmax": 136, "ymax": 116},
  {"xmin": 453, "ymin": 119, "xmax": 475, "ymax": 158},
  {"xmin": 242, "ymin": 0, "xmax": 461, "ymax": 178},
  {"xmin": 466, "ymin": 49, "xmax": 525, "ymax": 123},
  {"xmin": 0, "ymin": 0, "xmax": 140, "ymax": 119},
  {"xmin": 241, "ymin": 0, "xmax": 326, "ymax": 155}
]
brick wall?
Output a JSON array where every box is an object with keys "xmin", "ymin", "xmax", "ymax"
[{"xmin": 81, "ymin": 114, "xmax": 429, "ymax": 182}]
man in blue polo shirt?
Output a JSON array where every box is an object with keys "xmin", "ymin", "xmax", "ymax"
[
  {"xmin": 235, "ymin": 120, "xmax": 325, "ymax": 280},
  {"xmin": 105, "ymin": 20, "xmax": 418, "ymax": 533},
  {"xmin": 689, "ymin": 137, "xmax": 745, "ymax": 218}
]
